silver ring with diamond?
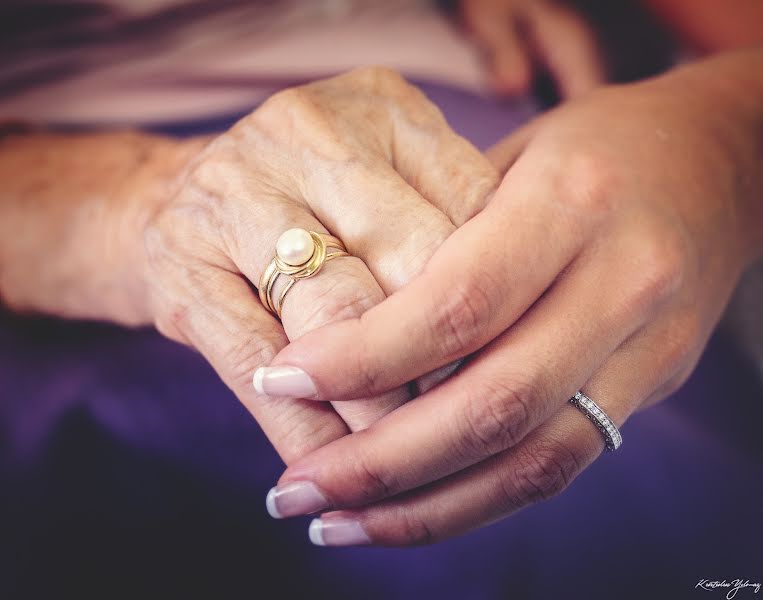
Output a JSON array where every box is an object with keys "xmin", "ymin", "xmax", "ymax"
[{"xmin": 569, "ymin": 391, "xmax": 622, "ymax": 451}]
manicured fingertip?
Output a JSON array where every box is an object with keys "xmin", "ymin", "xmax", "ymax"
[
  {"xmin": 308, "ymin": 518, "xmax": 325, "ymax": 546},
  {"xmin": 308, "ymin": 518, "xmax": 371, "ymax": 547},
  {"xmin": 265, "ymin": 481, "xmax": 328, "ymax": 518},
  {"xmin": 265, "ymin": 487, "xmax": 282, "ymax": 518},
  {"xmin": 253, "ymin": 367, "xmax": 265, "ymax": 395},
  {"xmin": 253, "ymin": 366, "xmax": 317, "ymax": 398}
]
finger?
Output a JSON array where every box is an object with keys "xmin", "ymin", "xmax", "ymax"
[
  {"xmin": 213, "ymin": 188, "xmax": 410, "ymax": 432},
  {"xmin": 143, "ymin": 247, "xmax": 349, "ymax": 465},
  {"xmin": 257, "ymin": 70, "xmax": 497, "ymax": 296},
  {"xmin": 268, "ymin": 159, "xmax": 478, "ymax": 407},
  {"xmin": 256, "ymin": 73, "xmax": 454, "ymax": 295},
  {"xmin": 328, "ymin": 67, "xmax": 501, "ymax": 225},
  {"xmin": 524, "ymin": 0, "xmax": 604, "ymax": 99},
  {"xmin": 301, "ymin": 162, "xmax": 458, "ymax": 293},
  {"xmin": 272, "ymin": 241, "xmax": 662, "ymax": 511},
  {"xmin": 280, "ymin": 256, "xmax": 410, "ymax": 430},
  {"xmin": 308, "ymin": 409, "xmax": 601, "ymax": 546},
  {"xmin": 315, "ymin": 313, "xmax": 700, "ymax": 546},
  {"xmin": 260, "ymin": 157, "xmax": 587, "ymax": 402},
  {"xmin": 461, "ymin": 0, "xmax": 533, "ymax": 95},
  {"xmin": 393, "ymin": 121, "xmax": 500, "ymax": 226}
]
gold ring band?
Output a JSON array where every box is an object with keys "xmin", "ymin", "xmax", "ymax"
[{"xmin": 258, "ymin": 229, "xmax": 350, "ymax": 318}]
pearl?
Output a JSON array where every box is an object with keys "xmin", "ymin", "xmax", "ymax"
[{"xmin": 276, "ymin": 228, "xmax": 315, "ymax": 266}]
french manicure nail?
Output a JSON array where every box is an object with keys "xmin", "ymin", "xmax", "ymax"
[
  {"xmin": 265, "ymin": 482, "xmax": 328, "ymax": 518},
  {"xmin": 253, "ymin": 366, "xmax": 317, "ymax": 398},
  {"xmin": 309, "ymin": 518, "xmax": 371, "ymax": 547}
]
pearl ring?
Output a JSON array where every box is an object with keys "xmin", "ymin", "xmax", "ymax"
[{"xmin": 258, "ymin": 228, "xmax": 350, "ymax": 318}]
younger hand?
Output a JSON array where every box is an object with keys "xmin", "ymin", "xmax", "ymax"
[{"xmin": 257, "ymin": 50, "xmax": 763, "ymax": 544}]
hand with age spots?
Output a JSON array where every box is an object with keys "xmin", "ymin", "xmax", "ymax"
[{"xmin": 0, "ymin": 67, "xmax": 498, "ymax": 464}]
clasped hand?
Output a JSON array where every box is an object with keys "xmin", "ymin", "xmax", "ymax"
[{"xmin": 137, "ymin": 61, "xmax": 759, "ymax": 546}]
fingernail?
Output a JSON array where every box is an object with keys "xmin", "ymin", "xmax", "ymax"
[
  {"xmin": 253, "ymin": 366, "xmax": 317, "ymax": 398},
  {"xmin": 265, "ymin": 482, "xmax": 328, "ymax": 518},
  {"xmin": 308, "ymin": 518, "xmax": 371, "ymax": 547}
]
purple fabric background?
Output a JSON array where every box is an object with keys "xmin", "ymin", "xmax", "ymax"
[{"xmin": 1, "ymin": 83, "xmax": 761, "ymax": 600}]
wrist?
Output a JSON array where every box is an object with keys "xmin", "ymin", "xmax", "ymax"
[
  {"xmin": 105, "ymin": 134, "xmax": 208, "ymax": 326},
  {"xmin": 0, "ymin": 131, "xmax": 207, "ymax": 325},
  {"xmin": 661, "ymin": 47, "xmax": 763, "ymax": 267}
]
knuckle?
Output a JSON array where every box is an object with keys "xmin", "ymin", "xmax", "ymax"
[
  {"xmin": 350, "ymin": 446, "xmax": 397, "ymax": 501},
  {"xmin": 351, "ymin": 65, "xmax": 443, "ymax": 123},
  {"xmin": 294, "ymin": 263, "xmax": 379, "ymax": 329},
  {"xmin": 625, "ymin": 234, "xmax": 687, "ymax": 313},
  {"xmin": 384, "ymin": 221, "xmax": 454, "ymax": 287},
  {"xmin": 188, "ymin": 154, "xmax": 243, "ymax": 209},
  {"xmin": 226, "ymin": 333, "xmax": 282, "ymax": 392},
  {"xmin": 256, "ymin": 87, "xmax": 353, "ymax": 161},
  {"xmin": 190, "ymin": 152, "xmax": 227, "ymax": 188},
  {"xmin": 351, "ymin": 65, "xmax": 407, "ymax": 91},
  {"xmin": 509, "ymin": 439, "xmax": 580, "ymax": 505},
  {"xmin": 427, "ymin": 273, "xmax": 494, "ymax": 359},
  {"xmin": 557, "ymin": 149, "xmax": 617, "ymax": 219},
  {"xmin": 258, "ymin": 86, "xmax": 314, "ymax": 120},
  {"xmin": 310, "ymin": 290, "xmax": 375, "ymax": 326},
  {"xmin": 268, "ymin": 405, "xmax": 342, "ymax": 464},
  {"xmin": 459, "ymin": 374, "xmax": 538, "ymax": 458},
  {"xmin": 391, "ymin": 509, "xmax": 436, "ymax": 546},
  {"xmin": 353, "ymin": 322, "xmax": 385, "ymax": 396},
  {"xmin": 443, "ymin": 158, "xmax": 500, "ymax": 222},
  {"xmin": 646, "ymin": 237, "xmax": 687, "ymax": 297}
]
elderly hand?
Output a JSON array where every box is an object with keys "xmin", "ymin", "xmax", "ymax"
[
  {"xmin": 459, "ymin": 0, "xmax": 603, "ymax": 97},
  {"xmin": 256, "ymin": 49, "xmax": 763, "ymax": 545},
  {"xmin": 0, "ymin": 68, "xmax": 498, "ymax": 464}
]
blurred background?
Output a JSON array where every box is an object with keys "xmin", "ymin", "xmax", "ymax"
[{"xmin": 1, "ymin": 1, "xmax": 762, "ymax": 598}]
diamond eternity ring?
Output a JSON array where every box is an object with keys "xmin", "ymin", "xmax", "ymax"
[{"xmin": 569, "ymin": 391, "xmax": 622, "ymax": 451}]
